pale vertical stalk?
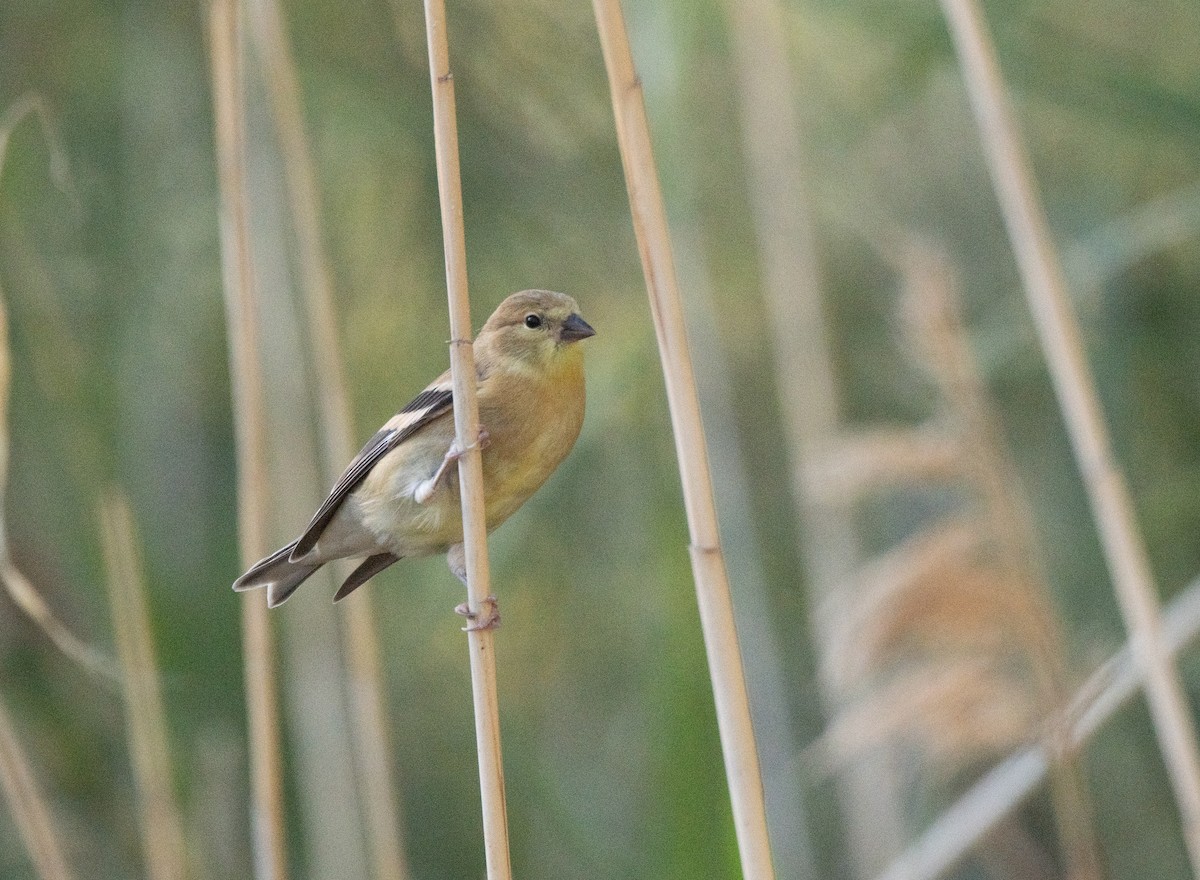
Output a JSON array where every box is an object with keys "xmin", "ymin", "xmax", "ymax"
[
  {"xmin": 340, "ymin": 624, "xmax": 407, "ymax": 880},
  {"xmin": 98, "ymin": 489, "xmax": 188, "ymax": 880},
  {"xmin": 421, "ymin": 2, "xmax": 511, "ymax": 879},
  {"xmin": 0, "ymin": 696, "xmax": 73, "ymax": 880},
  {"xmin": 591, "ymin": 2, "xmax": 776, "ymax": 877},
  {"xmin": 245, "ymin": 2, "xmax": 410, "ymax": 877},
  {"xmin": 249, "ymin": 152, "xmax": 367, "ymax": 880},
  {"xmin": 242, "ymin": 0, "xmax": 353, "ymax": 465},
  {"xmin": 208, "ymin": 2, "xmax": 290, "ymax": 877},
  {"xmin": 0, "ymin": 94, "xmax": 98, "ymax": 880},
  {"xmin": 902, "ymin": 248, "xmax": 1100, "ymax": 880},
  {"xmin": 939, "ymin": 0, "xmax": 1200, "ymax": 868},
  {"xmin": 718, "ymin": 0, "xmax": 906, "ymax": 873},
  {"xmin": 0, "ymin": 97, "xmax": 113, "ymax": 680},
  {"xmin": 677, "ymin": 238, "xmax": 817, "ymax": 880}
]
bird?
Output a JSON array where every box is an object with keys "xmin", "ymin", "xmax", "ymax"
[{"xmin": 232, "ymin": 289, "xmax": 595, "ymax": 625}]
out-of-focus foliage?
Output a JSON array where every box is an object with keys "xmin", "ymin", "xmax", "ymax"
[{"xmin": 0, "ymin": 0, "xmax": 1197, "ymax": 878}]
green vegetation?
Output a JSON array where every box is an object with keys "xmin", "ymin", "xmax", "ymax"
[{"xmin": 0, "ymin": 0, "xmax": 1197, "ymax": 878}]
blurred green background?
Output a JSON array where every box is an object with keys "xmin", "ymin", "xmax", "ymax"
[{"xmin": 0, "ymin": 0, "xmax": 1198, "ymax": 878}]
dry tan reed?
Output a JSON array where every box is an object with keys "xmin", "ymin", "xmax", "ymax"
[
  {"xmin": 874, "ymin": 571, "xmax": 1200, "ymax": 880},
  {"xmin": 820, "ymin": 518, "xmax": 979, "ymax": 683},
  {"xmin": 421, "ymin": 2, "xmax": 512, "ymax": 878},
  {"xmin": 823, "ymin": 550, "xmax": 1052, "ymax": 779},
  {"xmin": 897, "ymin": 244, "xmax": 1102, "ymax": 879},
  {"xmin": 0, "ymin": 96, "xmax": 114, "ymax": 681},
  {"xmin": 591, "ymin": 2, "xmax": 776, "ymax": 877},
  {"xmin": 208, "ymin": 1, "xmax": 290, "ymax": 876},
  {"xmin": 823, "ymin": 522, "xmax": 1055, "ymax": 691},
  {"xmin": 0, "ymin": 695, "xmax": 73, "ymax": 880},
  {"xmin": 98, "ymin": 490, "xmax": 188, "ymax": 880},
  {"xmin": 818, "ymin": 236, "xmax": 1102, "ymax": 877},
  {"xmin": 816, "ymin": 658, "xmax": 1036, "ymax": 772},
  {"xmin": 678, "ymin": 235, "xmax": 817, "ymax": 879},
  {"xmin": 717, "ymin": 0, "xmax": 910, "ymax": 869},
  {"xmin": 806, "ymin": 425, "xmax": 964, "ymax": 505},
  {"xmin": 0, "ymin": 95, "xmax": 103, "ymax": 880},
  {"xmin": 938, "ymin": 0, "xmax": 1200, "ymax": 868},
  {"xmin": 245, "ymin": 1, "xmax": 410, "ymax": 876}
]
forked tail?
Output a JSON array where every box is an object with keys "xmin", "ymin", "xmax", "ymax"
[{"xmin": 232, "ymin": 540, "xmax": 321, "ymax": 608}]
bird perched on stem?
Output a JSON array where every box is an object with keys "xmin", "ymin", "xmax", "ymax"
[{"xmin": 233, "ymin": 289, "xmax": 595, "ymax": 623}]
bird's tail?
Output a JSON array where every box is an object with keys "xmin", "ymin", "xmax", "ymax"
[{"xmin": 233, "ymin": 540, "xmax": 321, "ymax": 608}]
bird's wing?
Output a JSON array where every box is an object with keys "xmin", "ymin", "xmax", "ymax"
[{"xmin": 291, "ymin": 375, "xmax": 454, "ymax": 559}]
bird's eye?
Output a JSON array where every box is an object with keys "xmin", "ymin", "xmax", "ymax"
[{"xmin": 524, "ymin": 314, "xmax": 543, "ymax": 329}]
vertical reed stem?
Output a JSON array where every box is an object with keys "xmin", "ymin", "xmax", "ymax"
[
  {"xmin": 246, "ymin": 1, "xmax": 410, "ymax": 876},
  {"xmin": 592, "ymin": 1, "xmax": 776, "ymax": 876},
  {"xmin": 900, "ymin": 246, "xmax": 1101, "ymax": 880},
  {"xmin": 421, "ymin": 2, "xmax": 511, "ymax": 878},
  {"xmin": 939, "ymin": 0, "xmax": 1200, "ymax": 869},
  {"xmin": 719, "ymin": 0, "xmax": 908, "ymax": 872},
  {"xmin": 209, "ymin": 1, "xmax": 290, "ymax": 876},
  {"xmin": 0, "ymin": 695, "xmax": 73, "ymax": 880},
  {"xmin": 99, "ymin": 489, "xmax": 189, "ymax": 880},
  {"xmin": 0, "ymin": 97, "xmax": 114, "ymax": 680}
]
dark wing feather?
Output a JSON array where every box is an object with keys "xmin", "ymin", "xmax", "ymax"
[
  {"xmin": 234, "ymin": 540, "xmax": 301, "ymax": 591},
  {"xmin": 334, "ymin": 552, "xmax": 401, "ymax": 602},
  {"xmin": 290, "ymin": 385, "xmax": 454, "ymax": 559}
]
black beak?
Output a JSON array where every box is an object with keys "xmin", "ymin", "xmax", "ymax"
[{"xmin": 560, "ymin": 313, "xmax": 596, "ymax": 343}]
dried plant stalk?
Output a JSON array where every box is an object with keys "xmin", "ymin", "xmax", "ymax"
[
  {"xmin": 939, "ymin": 0, "xmax": 1200, "ymax": 868},
  {"xmin": 208, "ymin": 1, "xmax": 290, "ymax": 876},
  {"xmin": 246, "ymin": 1, "xmax": 410, "ymax": 876},
  {"xmin": 0, "ymin": 694, "xmax": 73, "ymax": 880},
  {"xmin": 807, "ymin": 425, "xmax": 964, "ymax": 505},
  {"xmin": 874, "ymin": 571, "xmax": 1200, "ymax": 880},
  {"xmin": 0, "ymin": 97, "xmax": 114, "ymax": 680},
  {"xmin": 717, "ymin": 0, "xmax": 908, "ymax": 870},
  {"xmin": 0, "ymin": 562, "xmax": 112, "ymax": 681},
  {"xmin": 816, "ymin": 232, "xmax": 1105, "ymax": 877},
  {"xmin": 898, "ymin": 244, "xmax": 1101, "ymax": 879},
  {"xmin": 816, "ymin": 658, "xmax": 1037, "ymax": 772},
  {"xmin": 421, "ymin": 2, "xmax": 511, "ymax": 878},
  {"xmin": 99, "ymin": 489, "xmax": 188, "ymax": 880},
  {"xmin": 591, "ymin": 1, "xmax": 776, "ymax": 876},
  {"xmin": 679, "ymin": 240, "xmax": 817, "ymax": 880}
]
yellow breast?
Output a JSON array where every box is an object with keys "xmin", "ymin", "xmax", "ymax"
[{"xmin": 477, "ymin": 352, "xmax": 586, "ymax": 529}]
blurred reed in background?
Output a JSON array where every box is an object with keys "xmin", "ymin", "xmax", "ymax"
[{"xmin": 0, "ymin": 0, "xmax": 1198, "ymax": 878}]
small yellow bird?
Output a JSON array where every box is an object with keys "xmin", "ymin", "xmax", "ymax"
[{"xmin": 233, "ymin": 289, "xmax": 595, "ymax": 621}]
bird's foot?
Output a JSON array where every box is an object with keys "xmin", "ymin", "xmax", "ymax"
[
  {"xmin": 447, "ymin": 427, "xmax": 491, "ymax": 463},
  {"xmin": 413, "ymin": 428, "xmax": 491, "ymax": 505},
  {"xmin": 455, "ymin": 595, "xmax": 500, "ymax": 632}
]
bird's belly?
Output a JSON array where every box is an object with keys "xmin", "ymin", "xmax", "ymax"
[
  {"xmin": 357, "ymin": 466, "xmax": 546, "ymax": 558},
  {"xmin": 480, "ymin": 434, "xmax": 570, "ymax": 526}
]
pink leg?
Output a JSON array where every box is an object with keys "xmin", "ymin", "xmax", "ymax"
[{"xmin": 448, "ymin": 544, "xmax": 500, "ymax": 630}]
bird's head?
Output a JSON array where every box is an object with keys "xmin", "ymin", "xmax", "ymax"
[{"xmin": 478, "ymin": 289, "xmax": 596, "ymax": 373}]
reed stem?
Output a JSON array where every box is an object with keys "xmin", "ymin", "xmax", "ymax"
[
  {"xmin": 0, "ymin": 96, "xmax": 114, "ymax": 681},
  {"xmin": 939, "ymin": 0, "xmax": 1200, "ymax": 868},
  {"xmin": 99, "ymin": 490, "xmax": 189, "ymax": 880},
  {"xmin": 421, "ymin": 1, "xmax": 511, "ymax": 877},
  {"xmin": 208, "ymin": 1, "xmax": 290, "ymax": 875},
  {"xmin": 875, "ymin": 570, "xmax": 1200, "ymax": 880},
  {"xmin": 246, "ymin": 1, "xmax": 410, "ymax": 875},
  {"xmin": 591, "ymin": 1, "xmax": 776, "ymax": 876},
  {"xmin": 0, "ymin": 695, "xmax": 73, "ymax": 880},
  {"xmin": 718, "ymin": 0, "xmax": 908, "ymax": 872}
]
